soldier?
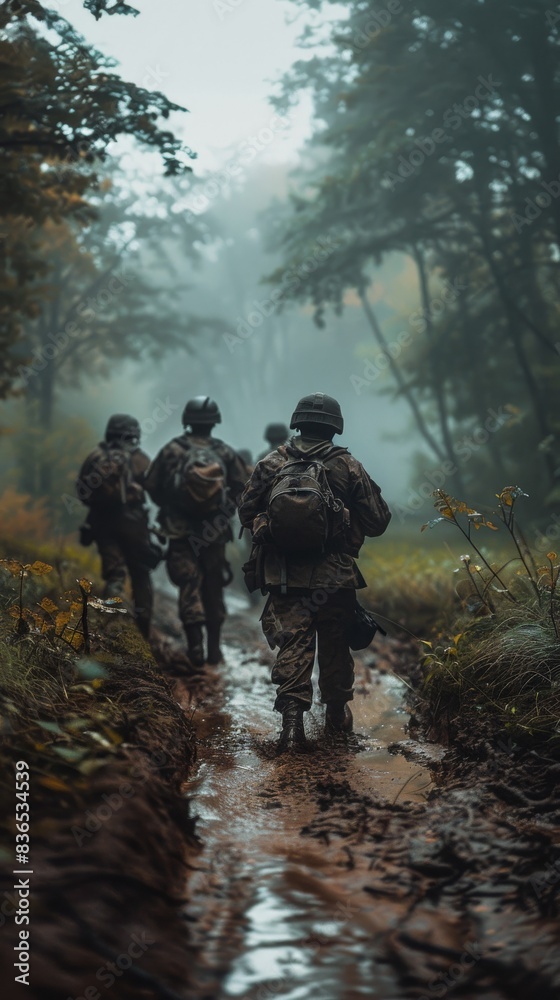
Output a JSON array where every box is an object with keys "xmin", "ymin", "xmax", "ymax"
[
  {"xmin": 77, "ymin": 414, "xmax": 156, "ymax": 639},
  {"xmin": 257, "ymin": 423, "xmax": 289, "ymax": 462},
  {"xmin": 144, "ymin": 396, "xmax": 247, "ymax": 667},
  {"xmin": 239, "ymin": 392, "xmax": 391, "ymax": 752}
]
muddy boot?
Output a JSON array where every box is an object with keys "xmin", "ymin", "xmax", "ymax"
[
  {"xmin": 325, "ymin": 702, "xmax": 353, "ymax": 733},
  {"xmin": 186, "ymin": 624, "xmax": 205, "ymax": 668},
  {"xmin": 206, "ymin": 624, "xmax": 223, "ymax": 665},
  {"xmin": 277, "ymin": 700, "xmax": 306, "ymax": 753}
]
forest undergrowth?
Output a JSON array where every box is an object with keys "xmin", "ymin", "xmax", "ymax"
[
  {"xmin": 0, "ymin": 542, "xmax": 197, "ymax": 1000},
  {"xmin": 1, "ymin": 488, "xmax": 560, "ymax": 996},
  {"xmin": 363, "ymin": 487, "xmax": 560, "ymax": 754}
]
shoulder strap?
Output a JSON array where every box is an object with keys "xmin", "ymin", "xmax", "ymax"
[
  {"xmin": 171, "ymin": 435, "xmax": 190, "ymax": 453},
  {"xmin": 321, "ymin": 444, "xmax": 349, "ymax": 461}
]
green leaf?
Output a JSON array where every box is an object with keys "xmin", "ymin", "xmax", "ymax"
[
  {"xmin": 52, "ymin": 747, "xmax": 87, "ymax": 763},
  {"xmin": 76, "ymin": 658, "xmax": 109, "ymax": 681},
  {"xmin": 36, "ymin": 719, "xmax": 64, "ymax": 735}
]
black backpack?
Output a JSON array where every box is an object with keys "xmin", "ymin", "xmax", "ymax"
[
  {"xmin": 266, "ymin": 455, "xmax": 345, "ymax": 553},
  {"xmin": 169, "ymin": 440, "xmax": 227, "ymax": 517}
]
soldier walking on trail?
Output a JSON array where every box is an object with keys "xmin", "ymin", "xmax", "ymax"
[
  {"xmin": 257, "ymin": 422, "xmax": 289, "ymax": 462},
  {"xmin": 77, "ymin": 414, "xmax": 157, "ymax": 639},
  {"xmin": 144, "ymin": 396, "xmax": 247, "ymax": 667},
  {"xmin": 238, "ymin": 392, "xmax": 391, "ymax": 752}
]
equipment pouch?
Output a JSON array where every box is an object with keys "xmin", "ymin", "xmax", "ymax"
[
  {"xmin": 346, "ymin": 602, "xmax": 387, "ymax": 651},
  {"xmin": 251, "ymin": 512, "xmax": 272, "ymax": 545},
  {"xmin": 242, "ymin": 543, "xmax": 265, "ymax": 593}
]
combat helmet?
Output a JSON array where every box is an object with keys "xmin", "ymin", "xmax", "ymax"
[
  {"xmin": 182, "ymin": 396, "xmax": 222, "ymax": 427},
  {"xmin": 105, "ymin": 414, "xmax": 141, "ymax": 445},
  {"xmin": 290, "ymin": 393, "xmax": 344, "ymax": 435},
  {"xmin": 264, "ymin": 422, "xmax": 289, "ymax": 445}
]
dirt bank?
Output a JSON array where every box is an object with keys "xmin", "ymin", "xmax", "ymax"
[{"xmin": 0, "ymin": 617, "xmax": 197, "ymax": 1000}]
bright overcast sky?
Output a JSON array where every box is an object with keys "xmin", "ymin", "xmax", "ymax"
[{"xmin": 66, "ymin": 0, "xmax": 314, "ymax": 172}]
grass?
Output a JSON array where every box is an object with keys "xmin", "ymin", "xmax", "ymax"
[
  {"xmin": 405, "ymin": 489, "xmax": 560, "ymax": 747},
  {"xmin": 0, "ymin": 541, "xmax": 193, "ymax": 853},
  {"xmin": 360, "ymin": 519, "xmax": 516, "ymax": 637},
  {"xmin": 357, "ymin": 488, "xmax": 560, "ymax": 748}
]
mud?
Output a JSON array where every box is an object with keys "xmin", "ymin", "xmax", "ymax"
[
  {"xmin": 161, "ymin": 591, "xmax": 560, "ymax": 1000},
  {"xmin": 0, "ymin": 625, "xmax": 197, "ymax": 1000}
]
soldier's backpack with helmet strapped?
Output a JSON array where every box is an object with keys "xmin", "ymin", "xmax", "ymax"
[
  {"xmin": 266, "ymin": 455, "xmax": 345, "ymax": 554},
  {"xmin": 170, "ymin": 440, "xmax": 227, "ymax": 516}
]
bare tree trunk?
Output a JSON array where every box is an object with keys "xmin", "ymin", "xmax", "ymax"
[
  {"xmin": 472, "ymin": 188, "xmax": 556, "ymax": 487},
  {"xmin": 412, "ymin": 245, "xmax": 466, "ymax": 495},
  {"xmin": 359, "ymin": 290, "xmax": 446, "ymax": 464},
  {"xmin": 456, "ymin": 284, "xmax": 508, "ymax": 485}
]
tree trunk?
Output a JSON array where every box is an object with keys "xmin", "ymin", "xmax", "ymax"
[
  {"xmin": 526, "ymin": 14, "xmax": 560, "ymax": 250},
  {"xmin": 412, "ymin": 245, "xmax": 466, "ymax": 495},
  {"xmin": 359, "ymin": 290, "xmax": 446, "ymax": 464},
  {"xmin": 471, "ymin": 186, "xmax": 556, "ymax": 487},
  {"xmin": 456, "ymin": 284, "xmax": 508, "ymax": 486}
]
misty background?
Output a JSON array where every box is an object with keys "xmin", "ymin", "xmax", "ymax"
[{"xmin": 2, "ymin": 0, "xmax": 558, "ymax": 543}]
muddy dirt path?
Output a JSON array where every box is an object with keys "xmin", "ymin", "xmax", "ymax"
[
  {"xmin": 155, "ymin": 590, "xmax": 560, "ymax": 1000},
  {"xmin": 158, "ymin": 591, "xmax": 443, "ymax": 999}
]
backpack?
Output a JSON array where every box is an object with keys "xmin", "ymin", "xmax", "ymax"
[
  {"xmin": 266, "ymin": 456, "xmax": 345, "ymax": 554},
  {"xmin": 170, "ymin": 440, "xmax": 227, "ymax": 517},
  {"xmin": 84, "ymin": 442, "xmax": 132, "ymax": 508}
]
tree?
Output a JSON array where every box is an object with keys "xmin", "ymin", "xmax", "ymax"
[
  {"xmin": 0, "ymin": 0, "xmax": 194, "ymax": 396},
  {"xmin": 14, "ymin": 173, "xmax": 211, "ymax": 498},
  {"xmin": 269, "ymin": 0, "xmax": 560, "ymax": 501}
]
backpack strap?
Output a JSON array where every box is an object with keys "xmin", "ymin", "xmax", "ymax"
[
  {"xmin": 320, "ymin": 444, "xmax": 349, "ymax": 462},
  {"xmin": 280, "ymin": 554, "xmax": 288, "ymax": 595},
  {"xmin": 171, "ymin": 435, "xmax": 190, "ymax": 453},
  {"xmin": 100, "ymin": 440, "xmax": 132, "ymax": 504}
]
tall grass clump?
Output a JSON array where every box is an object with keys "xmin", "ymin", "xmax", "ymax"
[{"xmin": 421, "ymin": 487, "xmax": 560, "ymax": 744}]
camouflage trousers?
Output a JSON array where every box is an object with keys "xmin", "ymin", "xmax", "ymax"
[
  {"xmin": 261, "ymin": 588, "xmax": 356, "ymax": 712},
  {"xmin": 167, "ymin": 538, "xmax": 227, "ymax": 630},
  {"xmin": 95, "ymin": 530, "xmax": 153, "ymax": 635}
]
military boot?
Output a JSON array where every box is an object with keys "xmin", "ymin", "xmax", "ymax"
[
  {"xmin": 186, "ymin": 624, "xmax": 205, "ymax": 668},
  {"xmin": 277, "ymin": 700, "xmax": 306, "ymax": 753},
  {"xmin": 206, "ymin": 624, "xmax": 223, "ymax": 665},
  {"xmin": 325, "ymin": 702, "xmax": 353, "ymax": 733},
  {"xmin": 136, "ymin": 617, "xmax": 150, "ymax": 641}
]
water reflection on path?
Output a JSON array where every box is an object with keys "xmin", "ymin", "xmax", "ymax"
[{"xmin": 180, "ymin": 598, "xmax": 442, "ymax": 1000}]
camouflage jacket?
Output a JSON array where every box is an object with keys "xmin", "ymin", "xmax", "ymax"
[
  {"xmin": 77, "ymin": 443, "xmax": 150, "ymax": 512},
  {"xmin": 238, "ymin": 435, "xmax": 391, "ymax": 591},
  {"xmin": 144, "ymin": 433, "xmax": 247, "ymax": 541}
]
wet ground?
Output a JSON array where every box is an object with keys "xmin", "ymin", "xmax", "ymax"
[{"xmin": 154, "ymin": 590, "xmax": 560, "ymax": 1000}]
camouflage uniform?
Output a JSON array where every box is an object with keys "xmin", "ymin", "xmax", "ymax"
[
  {"xmin": 238, "ymin": 435, "xmax": 391, "ymax": 711},
  {"xmin": 78, "ymin": 444, "xmax": 153, "ymax": 637},
  {"xmin": 144, "ymin": 434, "xmax": 246, "ymax": 635}
]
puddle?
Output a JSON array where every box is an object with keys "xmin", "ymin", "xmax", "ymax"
[{"xmin": 178, "ymin": 599, "xmax": 443, "ymax": 999}]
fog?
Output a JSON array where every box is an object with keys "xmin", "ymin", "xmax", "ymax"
[
  {"xmin": 45, "ymin": 0, "xmax": 419, "ymax": 505},
  {"xmin": 4, "ymin": 0, "xmax": 559, "ymax": 535}
]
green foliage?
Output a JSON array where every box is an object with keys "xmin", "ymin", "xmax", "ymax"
[
  {"xmin": 273, "ymin": 0, "xmax": 560, "ymax": 499},
  {"xmin": 0, "ymin": 0, "xmax": 195, "ymax": 397},
  {"xmin": 360, "ymin": 537, "xmax": 460, "ymax": 637},
  {"xmin": 420, "ymin": 487, "xmax": 560, "ymax": 743}
]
